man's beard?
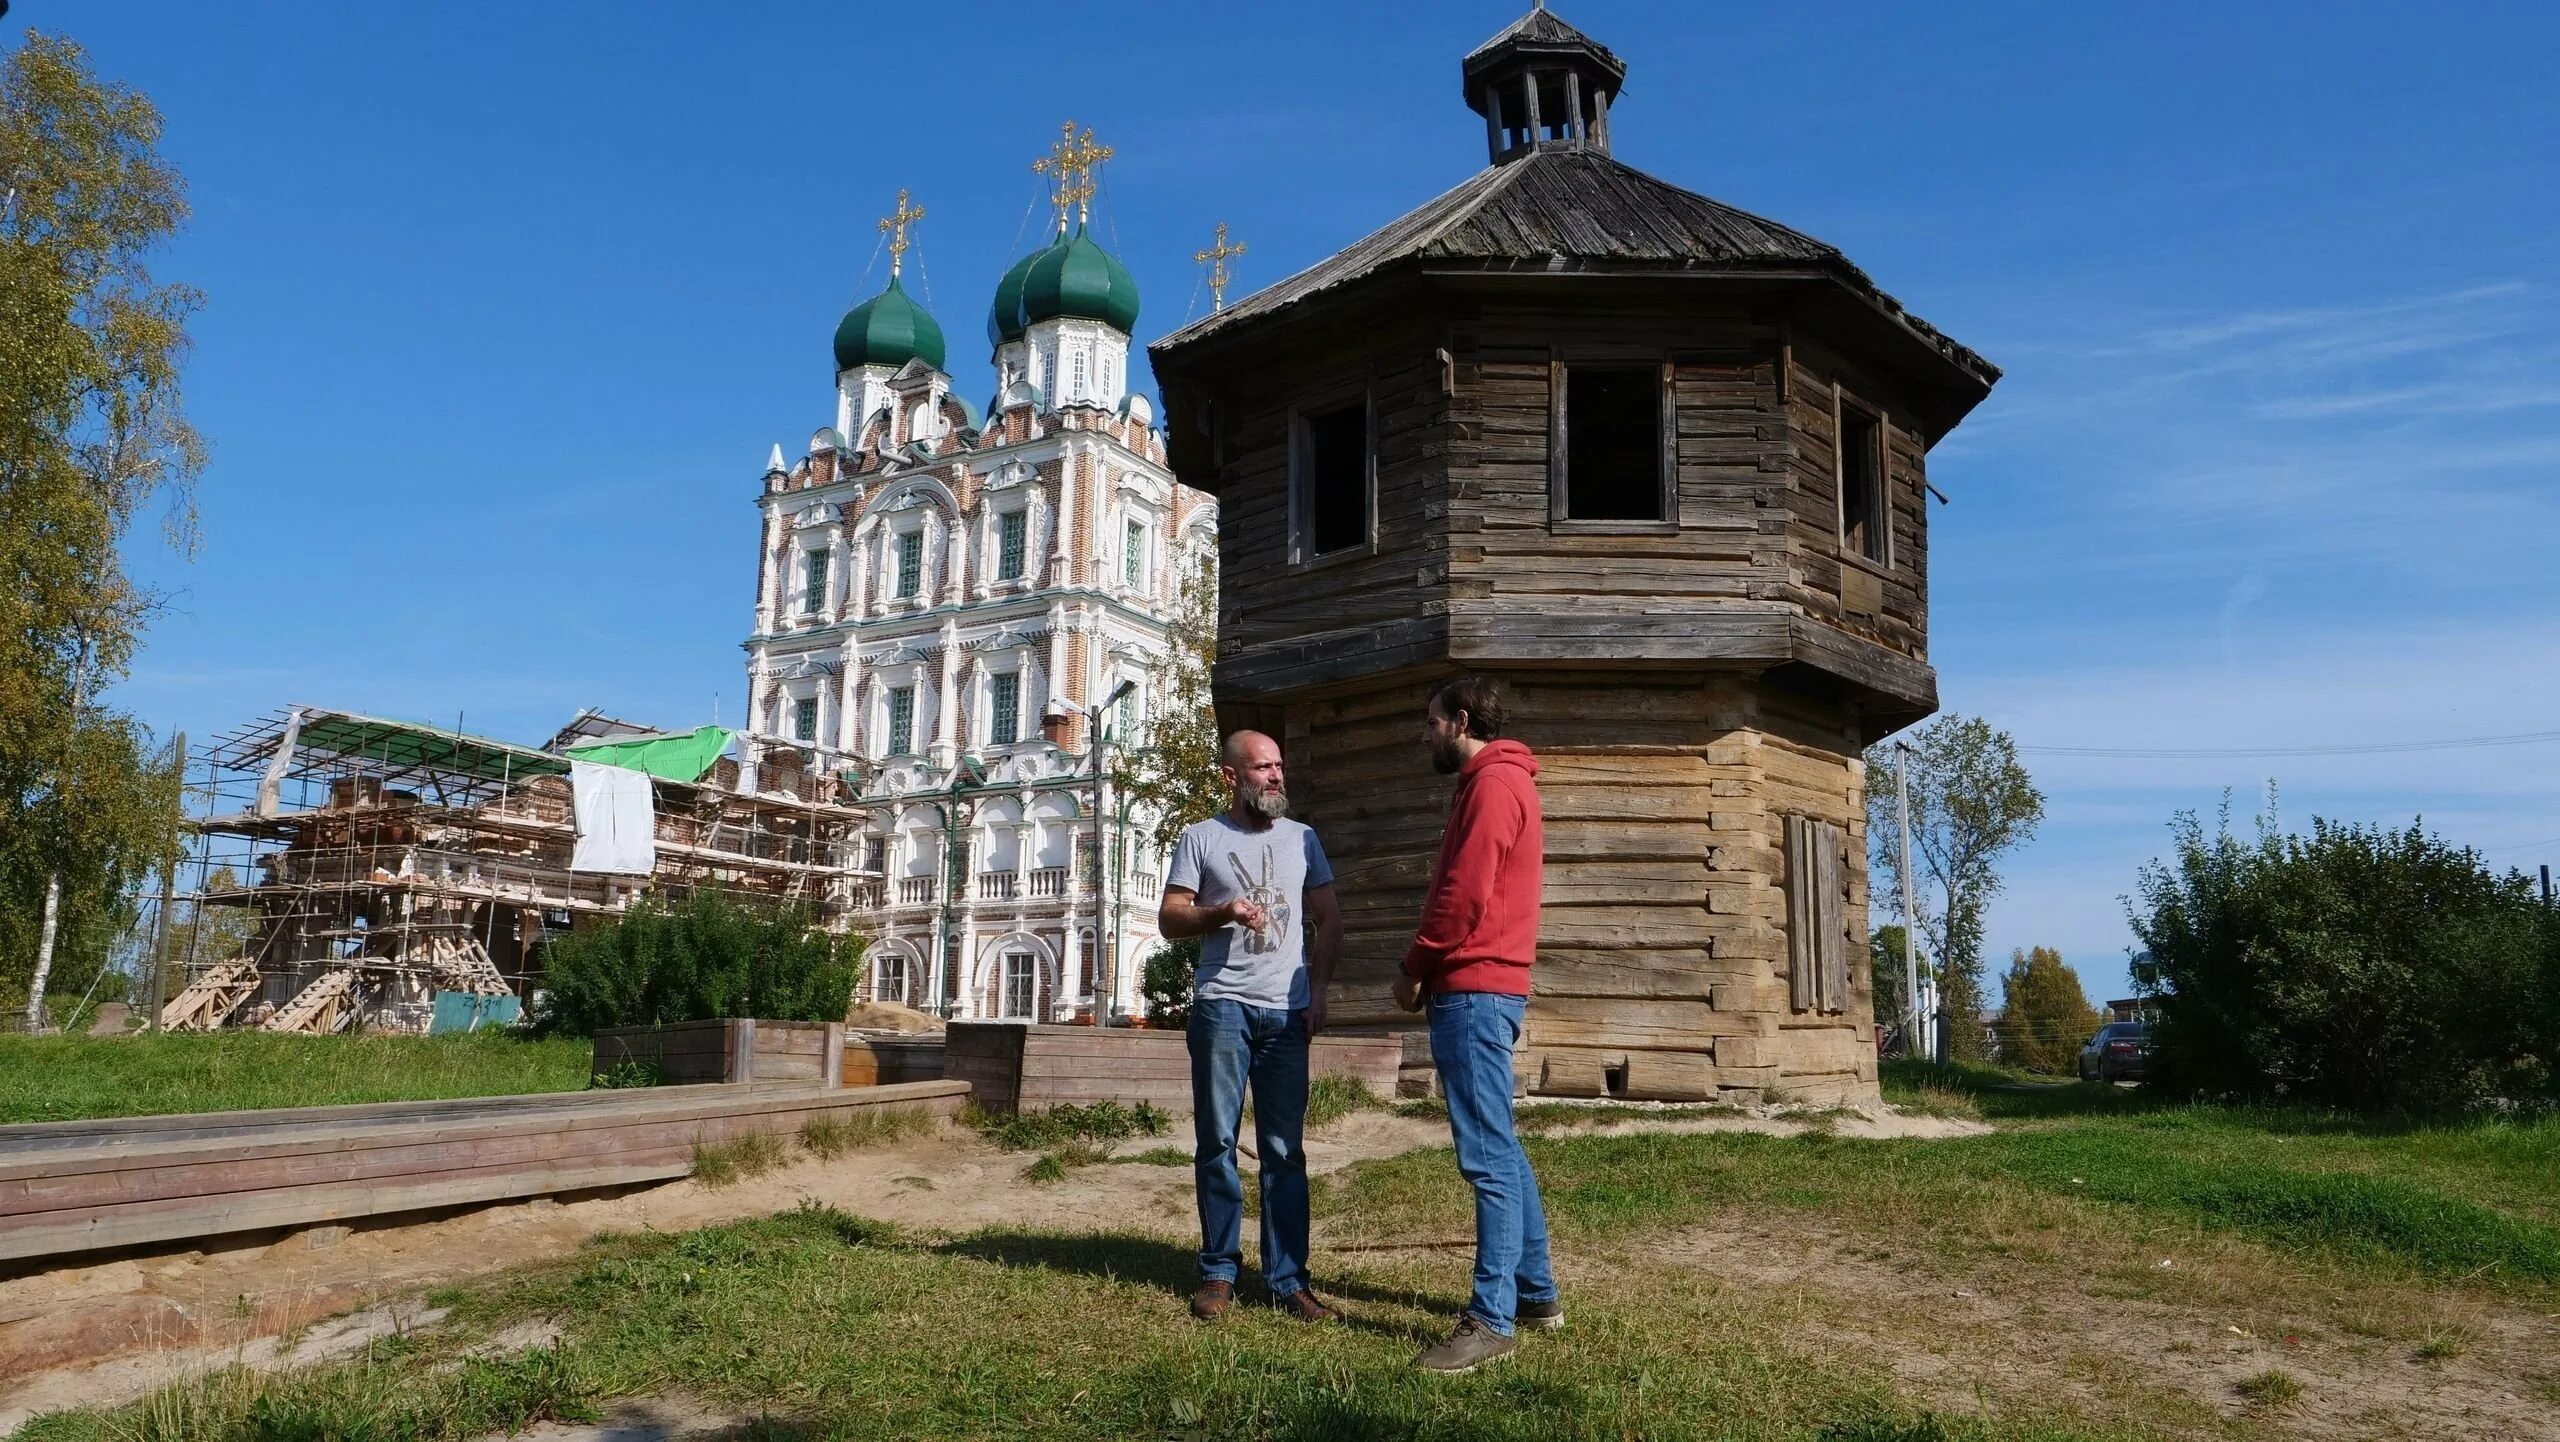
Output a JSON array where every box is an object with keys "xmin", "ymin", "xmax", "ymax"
[
  {"xmin": 1242, "ymin": 783, "xmax": 1291, "ymax": 819},
  {"xmin": 1430, "ymin": 735, "xmax": 1466, "ymax": 775}
]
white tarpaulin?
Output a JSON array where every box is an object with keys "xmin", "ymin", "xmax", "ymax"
[{"xmin": 570, "ymin": 761, "xmax": 657, "ymax": 875}]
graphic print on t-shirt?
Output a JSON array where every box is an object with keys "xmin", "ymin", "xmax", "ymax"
[{"xmin": 1225, "ymin": 844, "xmax": 1294, "ymax": 955}]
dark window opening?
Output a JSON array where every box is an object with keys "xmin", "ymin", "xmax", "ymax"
[
  {"xmin": 1838, "ymin": 399, "xmax": 1887, "ymax": 565},
  {"xmin": 1298, "ymin": 400, "xmax": 1370, "ymax": 558},
  {"xmin": 1564, "ymin": 366, "xmax": 1664, "ymax": 521}
]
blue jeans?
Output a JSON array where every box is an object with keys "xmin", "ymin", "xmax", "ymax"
[
  {"xmin": 1187, "ymin": 998, "xmax": 1311, "ymax": 1297},
  {"xmin": 1428, "ymin": 990, "xmax": 1556, "ymax": 1335}
]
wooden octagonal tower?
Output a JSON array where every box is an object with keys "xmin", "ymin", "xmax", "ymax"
[{"xmin": 1149, "ymin": 8, "xmax": 1997, "ymax": 1105}]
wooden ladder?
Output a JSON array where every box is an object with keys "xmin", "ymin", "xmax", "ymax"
[
  {"xmin": 158, "ymin": 959, "xmax": 262, "ymax": 1032},
  {"xmin": 261, "ymin": 970, "xmax": 358, "ymax": 1034},
  {"xmin": 431, "ymin": 938, "xmax": 513, "ymax": 998}
]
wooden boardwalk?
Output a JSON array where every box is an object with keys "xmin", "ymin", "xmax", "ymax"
[{"xmin": 0, "ymin": 1079, "xmax": 969, "ymax": 1267}]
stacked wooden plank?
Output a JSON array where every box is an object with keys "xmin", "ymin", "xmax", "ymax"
[
  {"xmin": 260, "ymin": 970, "xmax": 357, "ymax": 1034},
  {"xmin": 948, "ymin": 1022, "xmax": 1406, "ymax": 1115},
  {"xmin": 158, "ymin": 960, "xmax": 260, "ymax": 1032},
  {"xmin": 0, "ymin": 1078, "xmax": 968, "ymax": 1265}
]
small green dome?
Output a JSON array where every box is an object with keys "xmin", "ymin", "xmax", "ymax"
[
  {"xmin": 1018, "ymin": 227, "xmax": 1140, "ymax": 335},
  {"xmin": 833, "ymin": 277, "xmax": 946, "ymax": 373},
  {"xmin": 988, "ymin": 247, "xmax": 1045, "ymax": 347}
]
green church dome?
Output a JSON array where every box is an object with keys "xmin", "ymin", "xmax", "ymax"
[
  {"xmin": 1017, "ymin": 227, "xmax": 1141, "ymax": 335},
  {"xmin": 988, "ymin": 247, "xmax": 1045, "ymax": 347},
  {"xmin": 833, "ymin": 276, "xmax": 946, "ymax": 373}
]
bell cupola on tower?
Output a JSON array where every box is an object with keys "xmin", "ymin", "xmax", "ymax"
[{"xmin": 1461, "ymin": 3, "xmax": 1627, "ymax": 163}]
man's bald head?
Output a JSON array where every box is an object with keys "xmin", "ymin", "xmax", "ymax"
[
  {"xmin": 1222, "ymin": 729, "xmax": 1278, "ymax": 770},
  {"xmin": 1219, "ymin": 729, "xmax": 1290, "ymax": 823}
]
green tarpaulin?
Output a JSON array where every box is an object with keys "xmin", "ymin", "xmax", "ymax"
[{"xmin": 561, "ymin": 726, "xmax": 736, "ymax": 783}]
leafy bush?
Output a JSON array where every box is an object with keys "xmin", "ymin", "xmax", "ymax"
[
  {"xmin": 533, "ymin": 890, "xmax": 861, "ymax": 1037},
  {"xmin": 2130, "ymin": 803, "xmax": 2560, "ymax": 1113},
  {"xmin": 1140, "ymin": 936, "xmax": 1198, "ymax": 1027}
]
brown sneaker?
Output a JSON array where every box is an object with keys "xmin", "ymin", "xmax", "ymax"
[
  {"xmin": 1276, "ymin": 1288, "xmax": 1343, "ymax": 1324},
  {"xmin": 1414, "ymin": 1314, "xmax": 1517, "ymax": 1374},
  {"xmin": 1189, "ymin": 1280, "xmax": 1234, "ymax": 1321},
  {"xmin": 1517, "ymin": 1296, "xmax": 1564, "ymax": 1332}
]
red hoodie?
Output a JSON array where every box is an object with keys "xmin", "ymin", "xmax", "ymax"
[{"xmin": 1402, "ymin": 739, "xmax": 1542, "ymax": 995}]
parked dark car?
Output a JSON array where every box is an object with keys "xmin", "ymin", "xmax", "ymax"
[{"xmin": 2078, "ymin": 1021, "xmax": 2149, "ymax": 1083}]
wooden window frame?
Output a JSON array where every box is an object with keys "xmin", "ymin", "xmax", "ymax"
[
  {"xmin": 987, "ymin": 671, "xmax": 1020, "ymax": 747},
  {"xmin": 995, "ymin": 508, "xmax": 1027, "ymax": 582},
  {"xmin": 885, "ymin": 685, "xmax": 916, "ymax": 757},
  {"xmin": 1549, "ymin": 352, "xmax": 1678, "ymax": 534},
  {"xmin": 1002, "ymin": 951, "xmax": 1039, "ymax": 1019},
  {"xmin": 800, "ymin": 549, "xmax": 829, "ymax": 615},
  {"xmin": 1286, "ymin": 387, "xmax": 1378, "ymax": 570},
  {"xmin": 1833, "ymin": 386, "xmax": 1893, "ymax": 573}
]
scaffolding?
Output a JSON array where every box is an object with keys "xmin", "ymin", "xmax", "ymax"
[{"xmin": 161, "ymin": 706, "xmax": 884, "ymax": 1034}]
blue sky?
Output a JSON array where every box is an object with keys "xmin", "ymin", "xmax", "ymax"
[{"xmin": 52, "ymin": 1, "xmax": 2560, "ymax": 1004}]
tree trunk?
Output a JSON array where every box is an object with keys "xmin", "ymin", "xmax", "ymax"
[{"xmin": 26, "ymin": 871, "xmax": 62, "ymax": 1031}]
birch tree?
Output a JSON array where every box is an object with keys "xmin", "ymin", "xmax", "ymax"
[
  {"xmin": 2, "ymin": 32, "xmax": 199, "ymax": 1023},
  {"xmin": 1865, "ymin": 715, "xmax": 2044, "ymax": 1062}
]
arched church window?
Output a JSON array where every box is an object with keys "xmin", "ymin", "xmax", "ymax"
[{"xmin": 1072, "ymin": 352, "xmax": 1088, "ymax": 400}]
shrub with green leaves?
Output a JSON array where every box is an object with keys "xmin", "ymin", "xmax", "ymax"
[
  {"xmin": 2131, "ymin": 803, "xmax": 2560, "ymax": 1114},
  {"xmin": 1140, "ymin": 936, "xmax": 1197, "ymax": 1027},
  {"xmin": 533, "ymin": 890, "xmax": 861, "ymax": 1037}
]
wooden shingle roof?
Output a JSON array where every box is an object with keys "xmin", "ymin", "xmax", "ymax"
[{"xmin": 1154, "ymin": 147, "xmax": 1997, "ymax": 390}]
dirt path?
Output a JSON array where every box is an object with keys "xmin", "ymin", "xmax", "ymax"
[{"xmin": 0, "ymin": 1101, "xmax": 1968, "ymax": 1431}]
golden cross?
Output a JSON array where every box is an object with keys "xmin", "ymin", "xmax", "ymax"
[
  {"xmin": 1031, "ymin": 121, "xmax": 1113, "ymax": 230},
  {"xmin": 1194, "ymin": 222, "xmax": 1247, "ymax": 312},
  {"xmin": 877, "ymin": 189, "xmax": 925, "ymax": 277}
]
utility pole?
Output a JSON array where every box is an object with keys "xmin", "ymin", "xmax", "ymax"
[
  {"xmin": 145, "ymin": 733, "xmax": 186, "ymax": 1033},
  {"xmin": 2543, "ymin": 864, "xmax": 2553, "ymax": 909},
  {"xmin": 1087, "ymin": 679, "xmax": 1136, "ymax": 1022},
  {"xmin": 1893, "ymin": 741, "xmax": 1929, "ymax": 1063}
]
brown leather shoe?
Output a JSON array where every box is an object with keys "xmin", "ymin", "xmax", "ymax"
[
  {"xmin": 1189, "ymin": 1280, "xmax": 1235, "ymax": 1321},
  {"xmin": 1414, "ymin": 1313, "xmax": 1517, "ymax": 1374},
  {"xmin": 1276, "ymin": 1288, "xmax": 1343, "ymax": 1324}
]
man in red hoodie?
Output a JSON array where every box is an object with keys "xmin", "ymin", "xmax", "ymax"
[{"xmin": 1393, "ymin": 675, "xmax": 1559, "ymax": 1373}]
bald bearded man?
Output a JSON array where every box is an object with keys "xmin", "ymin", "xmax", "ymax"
[{"xmin": 1157, "ymin": 730, "xmax": 1345, "ymax": 1324}]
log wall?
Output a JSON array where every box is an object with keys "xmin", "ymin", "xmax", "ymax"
[{"xmin": 1287, "ymin": 671, "xmax": 1878, "ymax": 1105}]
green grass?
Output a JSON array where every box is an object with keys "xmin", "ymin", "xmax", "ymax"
[
  {"xmin": 799, "ymin": 1106, "xmax": 933, "ymax": 1159},
  {"xmin": 0, "ymin": 1031, "xmax": 595, "ymax": 1124},
  {"xmin": 965, "ymin": 1099, "xmax": 1172, "ymax": 1152},
  {"xmin": 1115, "ymin": 1145, "xmax": 1194, "ymax": 1167},
  {"xmin": 1303, "ymin": 1075, "xmax": 1385, "ymax": 1128},
  {"xmin": 16, "ymin": 1204, "xmax": 2142, "ymax": 1442},
  {"xmin": 2232, "ymin": 1369, "xmax": 2304, "ymax": 1411},
  {"xmin": 692, "ymin": 1132, "xmax": 788, "ymax": 1189},
  {"xmin": 1340, "ymin": 1082, "xmax": 2560, "ymax": 1295}
]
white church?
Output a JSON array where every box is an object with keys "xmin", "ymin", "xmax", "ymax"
[{"xmin": 740, "ymin": 145, "xmax": 1216, "ymax": 1024}]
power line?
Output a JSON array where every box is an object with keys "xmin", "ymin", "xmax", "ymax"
[{"xmin": 2017, "ymin": 728, "xmax": 2560, "ymax": 759}]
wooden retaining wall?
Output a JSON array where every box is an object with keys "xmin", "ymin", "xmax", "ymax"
[
  {"xmin": 840, "ymin": 1032, "xmax": 944, "ymax": 1087},
  {"xmin": 0, "ymin": 1079, "xmax": 968, "ymax": 1266},
  {"xmin": 948, "ymin": 1022, "xmax": 1407, "ymax": 1114},
  {"xmin": 590, "ymin": 1019, "xmax": 846, "ymax": 1087}
]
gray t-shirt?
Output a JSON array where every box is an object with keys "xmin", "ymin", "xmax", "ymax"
[{"xmin": 1164, "ymin": 814, "xmax": 1334, "ymax": 1011}]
